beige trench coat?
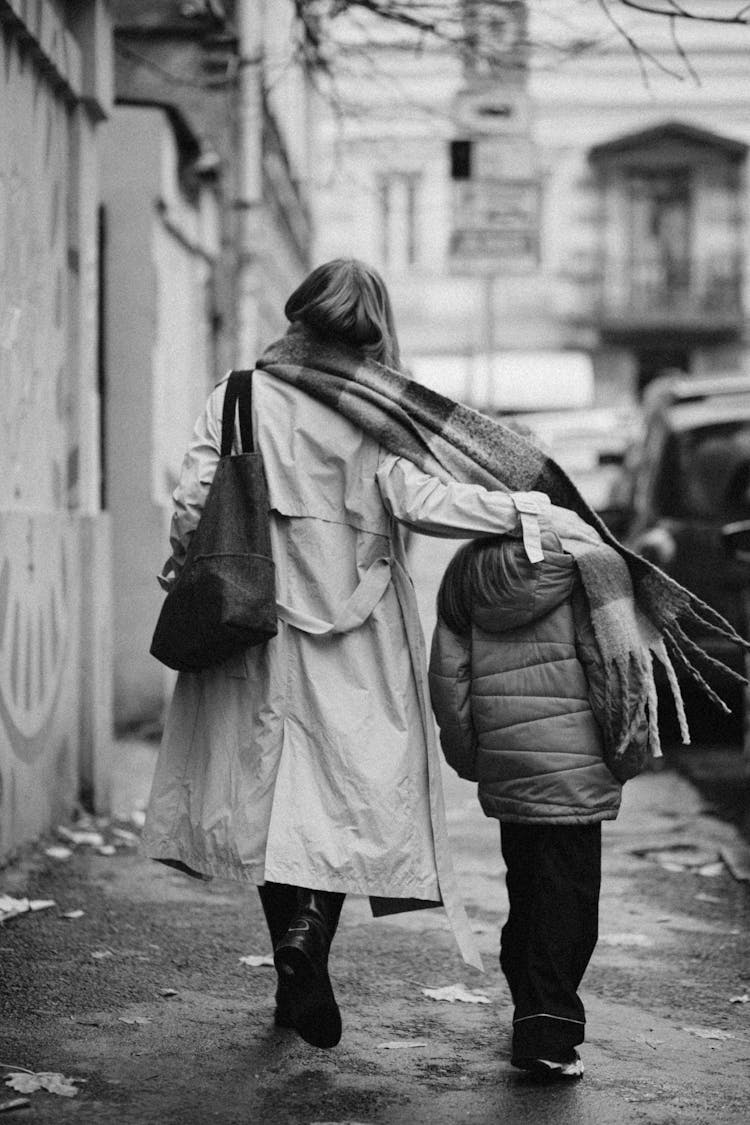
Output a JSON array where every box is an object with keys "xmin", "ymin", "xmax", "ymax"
[{"xmin": 142, "ymin": 370, "xmax": 549, "ymax": 968}]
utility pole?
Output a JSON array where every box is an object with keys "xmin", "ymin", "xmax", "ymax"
[{"xmin": 236, "ymin": 0, "xmax": 264, "ymax": 365}]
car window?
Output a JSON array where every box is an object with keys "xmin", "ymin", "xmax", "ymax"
[
  {"xmin": 659, "ymin": 420, "xmax": 750, "ymax": 521},
  {"xmin": 652, "ymin": 432, "xmax": 682, "ymax": 516},
  {"xmin": 633, "ymin": 418, "xmax": 669, "ymax": 516}
]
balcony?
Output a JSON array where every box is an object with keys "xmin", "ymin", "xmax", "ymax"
[{"xmin": 597, "ymin": 252, "xmax": 743, "ymax": 333}]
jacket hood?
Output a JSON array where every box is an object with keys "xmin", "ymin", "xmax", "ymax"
[{"xmin": 471, "ymin": 532, "xmax": 576, "ymax": 634}]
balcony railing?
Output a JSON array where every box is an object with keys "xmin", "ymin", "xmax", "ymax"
[{"xmin": 598, "ymin": 252, "xmax": 743, "ymax": 329}]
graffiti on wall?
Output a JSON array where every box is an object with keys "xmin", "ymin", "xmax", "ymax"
[
  {"xmin": 0, "ymin": 27, "xmax": 78, "ymax": 847},
  {"xmin": 0, "ymin": 39, "xmax": 73, "ymax": 511},
  {"xmin": 0, "ymin": 515, "xmax": 72, "ymax": 762}
]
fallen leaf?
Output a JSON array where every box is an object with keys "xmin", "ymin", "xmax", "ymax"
[
  {"xmin": 96, "ymin": 845, "xmax": 116, "ymax": 856},
  {"xmin": 44, "ymin": 846, "xmax": 72, "ymax": 861},
  {"xmin": 58, "ymin": 826, "xmax": 105, "ymax": 848},
  {"xmin": 5, "ymin": 1071, "xmax": 79, "ymax": 1097},
  {"xmin": 238, "ymin": 954, "xmax": 274, "ymax": 968},
  {"xmin": 422, "ymin": 984, "xmax": 490, "ymax": 1005},
  {"xmin": 91, "ymin": 950, "xmax": 114, "ymax": 960},
  {"xmin": 39, "ymin": 1073, "xmax": 80, "ymax": 1097},
  {"xmin": 634, "ymin": 845, "xmax": 719, "ymax": 869},
  {"xmin": 118, "ymin": 1016, "xmax": 152, "ymax": 1026},
  {"xmin": 695, "ymin": 893, "xmax": 722, "ymax": 903},
  {"xmin": 0, "ymin": 1097, "xmax": 31, "ymax": 1112},
  {"xmin": 698, "ymin": 862, "xmax": 725, "ymax": 878},
  {"xmin": 683, "ymin": 1026, "xmax": 735, "ymax": 1040},
  {"xmin": 111, "ymin": 828, "xmax": 140, "ymax": 847},
  {"xmin": 61, "ymin": 910, "xmax": 85, "ymax": 920},
  {"xmin": 0, "ymin": 897, "xmax": 30, "ymax": 924},
  {"xmin": 0, "ymin": 897, "xmax": 56, "ymax": 924},
  {"xmin": 159, "ymin": 988, "xmax": 179, "ymax": 998},
  {"xmin": 376, "ymin": 1039, "xmax": 428, "ymax": 1049},
  {"xmin": 729, "ymin": 994, "xmax": 749, "ymax": 1004}
]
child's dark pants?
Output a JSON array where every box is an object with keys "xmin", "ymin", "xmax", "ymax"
[{"xmin": 499, "ymin": 821, "xmax": 602, "ymax": 1062}]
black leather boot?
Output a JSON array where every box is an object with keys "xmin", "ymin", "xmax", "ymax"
[
  {"xmin": 257, "ymin": 882, "xmax": 298, "ymax": 1028},
  {"xmin": 273, "ymin": 887, "xmax": 345, "ymax": 1049}
]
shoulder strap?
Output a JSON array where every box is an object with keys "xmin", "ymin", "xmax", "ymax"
[{"xmin": 220, "ymin": 369, "xmax": 255, "ymax": 456}]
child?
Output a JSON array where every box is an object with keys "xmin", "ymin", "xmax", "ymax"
[{"xmin": 429, "ymin": 530, "xmax": 643, "ymax": 1082}]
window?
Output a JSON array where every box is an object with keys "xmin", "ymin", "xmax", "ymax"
[
  {"xmin": 591, "ymin": 124, "xmax": 746, "ymax": 326},
  {"xmin": 379, "ymin": 172, "xmax": 420, "ymax": 270},
  {"xmin": 628, "ymin": 168, "xmax": 692, "ymax": 299},
  {"xmin": 450, "ymin": 140, "xmax": 472, "ymax": 180}
]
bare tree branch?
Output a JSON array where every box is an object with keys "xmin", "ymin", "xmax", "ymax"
[
  {"xmin": 618, "ymin": 0, "xmax": 750, "ymax": 22},
  {"xmin": 596, "ymin": 0, "xmax": 685, "ymax": 82},
  {"xmin": 668, "ymin": 11, "xmax": 700, "ymax": 85},
  {"xmin": 290, "ymin": 1, "xmax": 750, "ymax": 92}
]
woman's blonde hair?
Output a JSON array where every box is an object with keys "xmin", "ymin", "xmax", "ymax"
[{"xmin": 285, "ymin": 258, "xmax": 400, "ymax": 368}]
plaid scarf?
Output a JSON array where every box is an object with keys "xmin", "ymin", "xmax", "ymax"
[{"xmin": 257, "ymin": 324, "xmax": 748, "ymax": 764}]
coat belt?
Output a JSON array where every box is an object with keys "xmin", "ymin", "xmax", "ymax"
[{"xmin": 276, "ymin": 556, "xmax": 392, "ymax": 635}]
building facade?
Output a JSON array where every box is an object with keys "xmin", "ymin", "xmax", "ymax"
[
  {"xmin": 0, "ymin": 0, "xmax": 315, "ymax": 859},
  {"xmin": 106, "ymin": 0, "xmax": 314, "ymax": 730},
  {"xmin": 0, "ymin": 0, "xmax": 114, "ymax": 857},
  {"xmin": 311, "ymin": 2, "xmax": 750, "ymax": 412}
]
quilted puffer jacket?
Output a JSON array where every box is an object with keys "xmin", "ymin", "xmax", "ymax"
[{"xmin": 428, "ymin": 533, "xmax": 622, "ymax": 824}]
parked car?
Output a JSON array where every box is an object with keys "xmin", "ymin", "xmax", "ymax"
[{"xmin": 603, "ymin": 372, "xmax": 750, "ymax": 731}]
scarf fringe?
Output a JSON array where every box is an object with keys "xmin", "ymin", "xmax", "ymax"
[
  {"xmin": 604, "ymin": 641, "xmax": 691, "ymax": 766},
  {"xmin": 649, "ymin": 639, "xmax": 690, "ymax": 747},
  {"xmin": 633, "ymin": 556, "xmax": 750, "ymax": 651},
  {"xmin": 645, "ymin": 654, "xmax": 663, "ymax": 759},
  {"xmin": 603, "ymin": 652, "xmax": 651, "ymax": 770},
  {"xmin": 663, "ymin": 629, "xmax": 732, "ymax": 716},
  {"xmin": 669, "ymin": 620, "xmax": 747, "ymax": 688},
  {"xmin": 680, "ymin": 597, "xmax": 750, "ymax": 649}
]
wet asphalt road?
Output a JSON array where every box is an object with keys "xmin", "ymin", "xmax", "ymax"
[{"xmin": 0, "ymin": 537, "xmax": 749, "ymax": 1123}]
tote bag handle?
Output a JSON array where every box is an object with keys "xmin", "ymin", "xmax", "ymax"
[{"xmin": 220, "ymin": 370, "xmax": 255, "ymax": 456}]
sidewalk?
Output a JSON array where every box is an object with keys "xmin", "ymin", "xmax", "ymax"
[{"xmin": 1, "ymin": 739, "xmax": 749, "ymax": 1124}]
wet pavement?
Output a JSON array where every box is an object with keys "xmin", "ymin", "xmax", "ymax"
[
  {"xmin": 1, "ymin": 536, "xmax": 749, "ymax": 1122},
  {"xmin": 1, "ymin": 739, "xmax": 749, "ymax": 1124}
]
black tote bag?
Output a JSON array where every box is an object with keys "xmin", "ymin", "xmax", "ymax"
[{"xmin": 150, "ymin": 370, "xmax": 277, "ymax": 672}]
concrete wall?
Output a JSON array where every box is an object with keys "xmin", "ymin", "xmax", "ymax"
[
  {"xmin": 0, "ymin": 0, "xmax": 113, "ymax": 858},
  {"xmin": 104, "ymin": 3, "xmax": 316, "ymax": 730},
  {"xmin": 101, "ymin": 107, "xmax": 219, "ymax": 730}
]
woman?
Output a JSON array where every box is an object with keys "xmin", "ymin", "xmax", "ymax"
[{"xmin": 142, "ymin": 259, "xmax": 716, "ymax": 1052}]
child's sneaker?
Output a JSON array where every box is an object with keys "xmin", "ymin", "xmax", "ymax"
[{"xmin": 512, "ymin": 1050, "xmax": 584, "ymax": 1081}]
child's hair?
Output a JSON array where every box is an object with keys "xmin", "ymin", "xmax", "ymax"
[
  {"xmin": 285, "ymin": 258, "xmax": 400, "ymax": 369},
  {"xmin": 437, "ymin": 537, "xmax": 512, "ymax": 636}
]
